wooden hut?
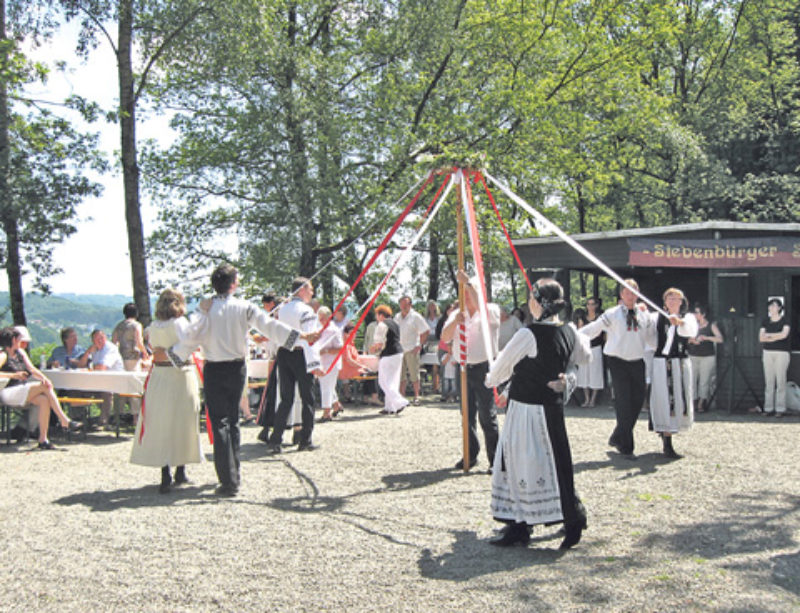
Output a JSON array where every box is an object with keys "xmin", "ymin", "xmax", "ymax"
[{"xmin": 513, "ymin": 221, "xmax": 800, "ymax": 411}]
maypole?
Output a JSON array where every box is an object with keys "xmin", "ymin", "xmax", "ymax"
[{"xmin": 455, "ymin": 169, "xmax": 470, "ymax": 472}]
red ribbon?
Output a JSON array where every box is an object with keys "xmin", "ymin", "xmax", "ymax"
[
  {"xmin": 316, "ymin": 171, "xmax": 437, "ymax": 343},
  {"xmin": 475, "ymin": 171, "xmax": 532, "ymax": 291},
  {"xmin": 322, "ymin": 171, "xmax": 454, "ymax": 375},
  {"xmin": 137, "ymin": 364, "xmax": 153, "ymax": 445}
]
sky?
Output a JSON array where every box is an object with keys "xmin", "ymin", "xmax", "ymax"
[{"xmin": 4, "ymin": 21, "xmax": 177, "ymax": 297}]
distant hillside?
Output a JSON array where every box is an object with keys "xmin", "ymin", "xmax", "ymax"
[{"xmin": 0, "ymin": 292, "xmax": 131, "ymax": 347}]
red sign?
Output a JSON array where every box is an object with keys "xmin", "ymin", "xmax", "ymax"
[{"xmin": 628, "ymin": 237, "xmax": 800, "ymax": 268}]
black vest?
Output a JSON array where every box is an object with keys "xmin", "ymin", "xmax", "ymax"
[
  {"xmin": 655, "ymin": 314, "xmax": 689, "ymax": 359},
  {"xmin": 508, "ymin": 322, "xmax": 576, "ymax": 407},
  {"xmin": 380, "ymin": 319, "xmax": 403, "ymax": 358}
]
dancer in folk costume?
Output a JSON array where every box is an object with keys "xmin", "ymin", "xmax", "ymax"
[
  {"xmin": 316, "ymin": 307, "xmax": 343, "ymax": 423},
  {"xmin": 369, "ymin": 304, "xmax": 408, "ymax": 415},
  {"xmin": 485, "ymin": 278, "xmax": 591, "ymax": 549},
  {"xmin": 267, "ymin": 277, "xmax": 323, "ymax": 454},
  {"xmin": 201, "ymin": 265, "xmax": 315, "ymax": 495},
  {"xmin": 131, "ymin": 289, "xmax": 204, "ymax": 493},
  {"xmin": 646, "ymin": 288, "xmax": 698, "ymax": 459},
  {"xmin": 580, "ymin": 279, "xmax": 654, "ymax": 457}
]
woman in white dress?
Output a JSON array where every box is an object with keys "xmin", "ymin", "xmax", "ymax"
[
  {"xmin": 485, "ymin": 279, "xmax": 591, "ymax": 549},
  {"xmin": 646, "ymin": 288, "xmax": 698, "ymax": 458},
  {"xmin": 316, "ymin": 307, "xmax": 343, "ymax": 422},
  {"xmin": 131, "ymin": 289, "xmax": 204, "ymax": 493}
]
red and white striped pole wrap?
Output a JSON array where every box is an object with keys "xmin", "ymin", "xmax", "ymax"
[{"xmin": 457, "ymin": 322, "xmax": 467, "ymax": 367}]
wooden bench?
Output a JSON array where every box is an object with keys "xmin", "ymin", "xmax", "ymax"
[{"xmin": 58, "ymin": 397, "xmax": 103, "ymax": 440}]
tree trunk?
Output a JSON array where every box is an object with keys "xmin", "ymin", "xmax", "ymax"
[
  {"xmin": 118, "ymin": 0, "xmax": 151, "ymax": 325},
  {"xmin": 427, "ymin": 230, "xmax": 439, "ymax": 301},
  {"xmin": 0, "ymin": 0, "xmax": 24, "ymax": 325},
  {"xmin": 2, "ymin": 218, "xmax": 26, "ymax": 326}
]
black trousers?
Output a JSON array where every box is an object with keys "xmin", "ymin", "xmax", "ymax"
[
  {"xmin": 269, "ymin": 348, "xmax": 315, "ymax": 446},
  {"xmin": 466, "ymin": 361, "xmax": 499, "ymax": 465},
  {"xmin": 256, "ymin": 367, "xmax": 278, "ymax": 429},
  {"xmin": 607, "ymin": 356, "xmax": 646, "ymax": 454},
  {"xmin": 204, "ymin": 360, "xmax": 247, "ymax": 489}
]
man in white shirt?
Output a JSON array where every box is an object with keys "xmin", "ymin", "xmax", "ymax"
[
  {"xmin": 395, "ymin": 295, "xmax": 429, "ymax": 405},
  {"xmin": 267, "ymin": 277, "xmax": 324, "ymax": 455},
  {"xmin": 200, "ymin": 265, "xmax": 315, "ymax": 496},
  {"xmin": 440, "ymin": 271, "xmax": 501, "ymax": 472},
  {"xmin": 580, "ymin": 279, "xmax": 654, "ymax": 458},
  {"xmin": 76, "ymin": 329, "xmax": 124, "ymax": 427}
]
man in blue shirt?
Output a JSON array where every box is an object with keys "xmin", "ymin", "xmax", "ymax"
[{"xmin": 47, "ymin": 327, "xmax": 86, "ymax": 369}]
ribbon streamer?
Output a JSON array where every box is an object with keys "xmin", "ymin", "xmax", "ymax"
[{"xmin": 482, "ymin": 170, "xmax": 668, "ymax": 318}]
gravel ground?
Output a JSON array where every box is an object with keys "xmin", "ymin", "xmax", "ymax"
[{"xmin": 1, "ymin": 398, "xmax": 799, "ymax": 612}]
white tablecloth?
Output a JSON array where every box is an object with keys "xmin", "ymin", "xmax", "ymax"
[
  {"xmin": 420, "ymin": 353, "xmax": 440, "ymax": 366},
  {"xmin": 41, "ymin": 369, "xmax": 147, "ymax": 395},
  {"xmin": 247, "ymin": 359, "xmax": 273, "ymax": 379}
]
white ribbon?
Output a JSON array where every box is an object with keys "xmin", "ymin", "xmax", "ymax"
[{"xmin": 482, "ymin": 170, "xmax": 668, "ymax": 318}]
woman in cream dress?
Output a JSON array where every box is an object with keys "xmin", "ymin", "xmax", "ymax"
[{"xmin": 131, "ymin": 289, "xmax": 204, "ymax": 493}]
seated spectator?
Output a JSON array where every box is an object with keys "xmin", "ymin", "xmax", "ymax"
[
  {"xmin": 76, "ymin": 329, "xmax": 124, "ymax": 427},
  {"xmin": 0, "ymin": 327, "xmax": 81, "ymax": 449},
  {"xmin": 47, "ymin": 327, "xmax": 86, "ymax": 369}
]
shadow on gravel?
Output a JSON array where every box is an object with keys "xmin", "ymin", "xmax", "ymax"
[
  {"xmin": 54, "ymin": 483, "xmax": 217, "ymax": 511},
  {"xmin": 770, "ymin": 550, "xmax": 800, "ymax": 595},
  {"xmin": 266, "ymin": 467, "xmax": 462, "ymax": 516},
  {"xmin": 638, "ymin": 491, "xmax": 799, "ymax": 565},
  {"xmin": 418, "ymin": 529, "xmax": 566, "ymax": 581},
  {"xmin": 573, "ymin": 451, "xmax": 677, "ymax": 478}
]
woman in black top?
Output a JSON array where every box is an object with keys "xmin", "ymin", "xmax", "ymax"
[
  {"xmin": 0, "ymin": 327, "xmax": 82, "ymax": 449},
  {"xmin": 759, "ymin": 298, "xmax": 791, "ymax": 416},
  {"xmin": 485, "ymin": 279, "xmax": 591, "ymax": 549},
  {"xmin": 369, "ymin": 304, "xmax": 408, "ymax": 415}
]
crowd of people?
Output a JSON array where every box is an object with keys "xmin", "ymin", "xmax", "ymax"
[{"xmin": 2, "ymin": 262, "xmax": 795, "ymax": 551}]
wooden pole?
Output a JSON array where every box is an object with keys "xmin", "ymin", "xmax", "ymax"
[{"xmin": 456, "ymin": 170, "xmax": 470, "ymax": 472}]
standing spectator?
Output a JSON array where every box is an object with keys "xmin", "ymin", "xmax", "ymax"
[
  {"xmin": 47, "ymin": 327, "xmax": 85, "ymax": 370},
  {"xmin": 580, "ymin": 280, "xmax": 654, "ymax": 458},
  {"xmin": 424, "ymin": 300, "xmax": 441, "ymax": 393},
  {"xmin": 759, "ymin": 298, "xmax": 791, "ymax": 417},
  {"xmin": 646, "ymin": 288, "xmax": 698, "ymax": 459},
  {"xmin": 498, "ymin": 306, "xmax": 523, "ymax": 351},
  {"xmin": 395, "ymin": 295, "xmax": 429, "ymax": 405},
  {"xmin": 577, "ymin": 297, "xmax": 605, "ymax": 408},
  {"xmin": 440, "ymin": 271, "xmax": 501, "ymax": 472},
  {"xmin": 112, "ymin": 302, "xmax": 149, "ymax": 423},
  {"xmin": 370, "ymin": 304, "xmax": 408, "ymax": 415},
  {"xmin": 687, "ymin": 303, "xmax": 723, "ymax": 413}
]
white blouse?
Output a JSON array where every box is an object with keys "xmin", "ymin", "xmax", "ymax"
[{"xmin": 485, "ymin": 322, "xmax": 591, "ymax": 390}]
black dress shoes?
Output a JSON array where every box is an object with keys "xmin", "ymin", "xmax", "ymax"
[
  {"xmin": 559, "ymin": 517, "xmax": 587, "ymax": 550},
  {"xmin": 297, "ymin": 442, "xmax": 319, "ymax": 452},
  {"xmin": 215, "ymin": 485, "xmax": 238, "ymax": 498},
  {"xmin": 490, "ymin": 522, "xmax": 531, "ymax": 547},
  {"xmin": 265, "ymin": 443, "xmax": 282, "ymax": 455}
]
